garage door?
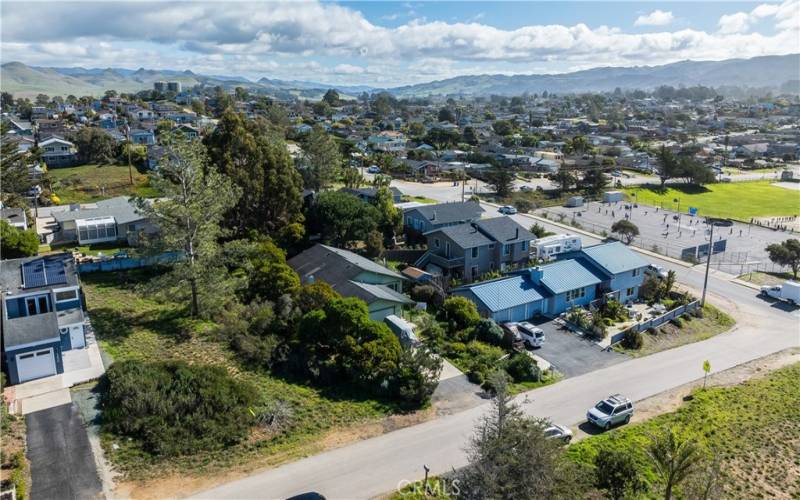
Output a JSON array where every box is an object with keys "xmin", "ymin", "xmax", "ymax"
[{"xmin": 16, "ymin": 348, "xmax": 57, "ymax": 383}]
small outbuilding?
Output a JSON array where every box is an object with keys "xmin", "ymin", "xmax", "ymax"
[
  {"xmin": 602, "ymin": 191, "xmax": 624, "ymax": 203},
  {"xmin": 567, "ymin": 196, "xmax": 584, "ymax": 207}
]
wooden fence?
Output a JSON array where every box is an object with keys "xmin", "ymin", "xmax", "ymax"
[{"xmin": 77, "ymin": 252, "xmax": 181, "ymax": 273}]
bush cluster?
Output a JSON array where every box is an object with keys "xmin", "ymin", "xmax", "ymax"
[{"xmin": 102, "ymin": 360, "xmax": 258, "ymax": 456}]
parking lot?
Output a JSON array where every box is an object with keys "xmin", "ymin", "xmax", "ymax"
[{"xmin": 526, "ymin": 316, "xmax": 628, "ymax": 378}]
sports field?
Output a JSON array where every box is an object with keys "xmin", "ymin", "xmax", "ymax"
[{"xmin": 624, "ymin": 181, "xmax": 800, "ymax": 221}]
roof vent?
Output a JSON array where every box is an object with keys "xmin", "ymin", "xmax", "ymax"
[{"xmin": 431, "ymin": 210, "xmax": 436, "ymax": 221}]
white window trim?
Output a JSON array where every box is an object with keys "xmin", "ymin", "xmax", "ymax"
[{"xmin": 53, "ymin": 286, "xmax": 80, "ymax": 302}]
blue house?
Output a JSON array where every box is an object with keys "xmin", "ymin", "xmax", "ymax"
[
  {"xmin": 453, "ymin": 242, "xmax": 649, "ymax": 323},
  {"xmin": 130, "ymin": 129, "xmax": 156, "ymax": 145},
  {"xmin": 1, "ymin": 255, "xmax": 87, "ymax": 384}
]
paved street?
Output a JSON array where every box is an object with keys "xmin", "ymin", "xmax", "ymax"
[{"xmin": 196, "ymin": 179, "xmax": 800, "ymax": 500}]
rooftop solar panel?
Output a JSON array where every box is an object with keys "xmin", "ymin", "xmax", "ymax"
[{"xmin": 22, "ymin": 258, "xmax": 67, "ymax": 289}]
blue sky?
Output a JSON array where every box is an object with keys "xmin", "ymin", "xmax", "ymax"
[{"xmin": 1, "ymin": 1, "xmax": 797, "ymax": 86}]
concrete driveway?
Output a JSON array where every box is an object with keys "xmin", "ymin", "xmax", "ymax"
[
  {"xmin": 26, "ymin": 403, "xmax": 102, "ymax": 500},
  {"xmin": 526, "ymin": 317, "xmax": 627, "ymax": 378}
]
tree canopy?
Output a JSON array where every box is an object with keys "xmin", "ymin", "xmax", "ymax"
[{"xmin": 308, "ymin": 191, "xmax": 379, "ymax": 247}]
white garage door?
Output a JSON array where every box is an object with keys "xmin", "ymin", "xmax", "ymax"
[{"xmin": 16, "ymin": 348, "xmax": 57, "ymax": 383}]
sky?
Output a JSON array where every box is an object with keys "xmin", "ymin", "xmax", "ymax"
[{"xmin": 1, "ymin": 0, "xmax": 798, "ymax": 87}]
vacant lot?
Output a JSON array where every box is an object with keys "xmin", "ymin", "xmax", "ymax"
[
  {"xmin": 624, "ymin": 181, "xmax": 800, "ymax": 220},
  {"xmin": 81, "ymin": 271, "xmax": 403, "ymax": 485},
  {"xmin": 737, "ymin": 270, "xmax": 795, "ymax": 286},
  {"xmin": 615, "ymin": 305, "xmax": 735, "ymax": 358},
  {"xmin": 48, "ymin": 163, "xmax": 158, "ymax": 204},
  {"xmin": 568, "ymin": 362, "xmax": 800, "ymax": 499}
]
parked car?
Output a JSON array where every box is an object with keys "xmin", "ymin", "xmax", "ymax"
[
  {"xmin": 760, "ymin": 281, "xmax": 800, "ymax": 305},
  {"xmin": 498, "ymin": 205, "xmax": 517, "ymax": 215},
  {"xmin": 645, "ymin": 264, "xmax": 668, "ymax": 280},
  {"xmin": 517, "ymin": 321, "xmax": 545, "ymax": 348},
  {"xmin": 586, "ymin": 394, "xmax": 633, "ymax": 430},
  {"xmin": 520, "ymin": 185, "xmax": 533, "ymax": 192},
  {"xmin": 367, "ymin": 165, "xmax": 381, "ymax": 174},
  {"xmin": 544, "ymin": 424, "xmax": 573, "ymax": 443}
]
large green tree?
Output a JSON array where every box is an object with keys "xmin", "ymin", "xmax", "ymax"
[
  {"xmin": 299, "ymin": 126, "xmax": 342, "ymax": 191},
  {"xmin": 765, "ymin": 239, "xmax": 800, "ymax": 278},
  {"xmin": 458, "ymin": 373, "xmax": 587, "ymax": 498},
  {"xmin": 0, "ymin": 220, "xmax": 38, "ymax": 259},
  {"xmin": 72, "ymin": 127, "xmax": 117, "ymax": 163},
  {"xmin": 485, "ymin": 168, "xmax": 515, "ymax": 198},
  {"xmin": 135, "ymin": 136, "xmax": 240, "ymax": 317},
  {"xmin": 204, "ymin": 109, "xmax": 303, "ymax": 236},
  {"xmin": 308, "ymin": 191, "xmax": 379, "ymax": 247},
  {"xmin": 646, "ymin": 427, "xmax": 705, "ymax": 500},
  {"xmin": 0, "ymin": 124, "xmax": 35, "ymax": 207}
]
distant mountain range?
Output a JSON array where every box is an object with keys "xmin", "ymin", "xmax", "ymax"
[{"xmin": 2, "ymin": 54, "xmax": 798, "ymax": 99}]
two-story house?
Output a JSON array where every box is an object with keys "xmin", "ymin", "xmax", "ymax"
[
  {"xmin": 417, "ymin": 216, "xmax": 536, "ymax": 282},
  {"xmin": 39, "ymin": 137, "xmax": 77, "ymax": 167},
  {"xmin": 289, "ymin": 244, "xmax": 413, "ymax": 321},
  {"xmin": 404, "ymin": 201, "xmax": 484, "ymax": 235},
  {"xmin": 453, "ymin": 241, "xmax": 650, "ymax": 323},
  {"xmin": 1, "ymin": 255, "xmax": 86, "ymax": 384}
]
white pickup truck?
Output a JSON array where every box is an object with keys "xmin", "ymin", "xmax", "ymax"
[{"xmin": 760, "ymin": 280, "xmax": 800, "ymax": 305}]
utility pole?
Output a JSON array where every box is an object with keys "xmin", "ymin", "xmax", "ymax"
[
  {"xmin": 126, "ymin": 124, "xmax": 133, "ymax": 185},
  {"xmin": 701, "ymin": 219, "xmax": 715, "ymax": 307},
  {"xmin": 461, "ymin": 171, "xmax": 465, "ymax": 202}
]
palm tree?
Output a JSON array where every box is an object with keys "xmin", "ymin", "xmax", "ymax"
[{"xmin": 646, "ymin": 427, "xmax": 704, "ymax": 500}]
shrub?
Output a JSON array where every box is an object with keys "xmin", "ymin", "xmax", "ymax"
[
  {"xmin": 472, "ymin": 319, "xmax": 504, "ymax": 346},
  {"xmin": 439, "ymin": 296, "xmax": 481, "ymax": 331},
  {"xmin": 514, "ymin": 199, "xmax": 533, "ymax": 213},
  {"xmin": 503, "ymin": 353, "xmax": 540, "ymax": 383},
  {"xmin": 670, "ymin": 317, "xmax": 684, "ymax": 328},
  {"xmin": 392, "ymin": 347, "xmax": 443, "ymax": 409},
  {"xmin": 0, "ymin": 220, "xmax": 38, "ymax": 258},
  {"xmin": 102, "ymin": 360, "xmax": 258, "ymax": 456},
  {"xmin": 410, "ymin": 284, "xmax": 444, "ymax": 309},
  {"xmin": 622, "ymin": 329, "xmax": 643, "ymax": 350},
  {"xmin": 692, "ymin": 307, "xmax": 705, "ymax": 319}
]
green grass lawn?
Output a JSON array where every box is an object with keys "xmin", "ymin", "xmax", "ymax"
[
  {"xmin": 614, "ymin": 305, "xmax": 735, "ymax": 358},
  {"xmin": 401, "ymin": 195, "xmax": 438, "ymax": 204},
  {"xmin": 623, "ymin": 181, "xmax": 800, "ymax": 221},
  {"xmin": 736, "ymin": 270, "xmax": 795, "ymax": 286},
  {"xmin": 567, "ymin": 362, "xmax": 800, "ymax": 499},
  {"xmin": 48, "ymin": 163, "xmax": 159, "ymax": 204},
  {"xmin": 81, "ymin": 271, "xmax": 399, "ymax": 480}
]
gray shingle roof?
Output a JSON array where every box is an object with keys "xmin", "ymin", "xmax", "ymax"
[
  {"xmin": 348, "ymin": 281, "xmax": 415, "ymax": 305},
  {"xmin": 288, "ymin": 244, "xmax": 404, "ymax": 285},
  {"xmin": 406, "ymin": 201, "xmax": 484, "ymax": 225},
  {"xmin": 428, "ymin": 223, "xmax": 493, "ymax": 248},
  {"xmin": 581, "ymin": 241, "xmax": 650, "ymax": 275},
  {"xmin": 474, "ymin": 217, "xmax": 535, "ymax": 243},
  {"xmin": 52, "ymin": 196, "xmax": 146, "ymax": 225}
]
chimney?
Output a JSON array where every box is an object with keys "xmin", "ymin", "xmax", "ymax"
[
  {"xmin": 431, "ymin": 210, "xmax": 436, "ymax": 221},
  {"xmin": 529, "ymin": 266, "xmax": 544, "ymax": 284},
  {"xmin": 515, "ymin": 227, "xmax": 519, "ymax": 239}
]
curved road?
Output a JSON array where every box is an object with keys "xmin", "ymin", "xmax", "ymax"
[{"xmin": 195, "ymin": 182, "xmax": 799, "ymax": 500}]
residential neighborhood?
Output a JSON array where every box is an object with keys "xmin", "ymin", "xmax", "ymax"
[{"xmin": 1, "ymin": 2, "xmax": 799, "ymax": 500}]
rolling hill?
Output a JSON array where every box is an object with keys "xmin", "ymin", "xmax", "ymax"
[{"xmin": 2, "ymin": 54, "xmax": 798, "ymax": 99}]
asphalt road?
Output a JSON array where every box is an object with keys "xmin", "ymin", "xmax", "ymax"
[
  {"xmin": 26, "ymin": 403, "xmax": 102, "ymax": 500},
  {"xmin": 195, "ymin": 180, "xmax": 799, "ymax": 500}
]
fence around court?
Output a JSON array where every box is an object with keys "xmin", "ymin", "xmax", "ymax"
[
  {"xmin": 535, "ymin": 206, "xmax": 794, "ymax": 276},
  {"xmin": 609, "ymin": 300, "xmax": 701, "ymax": 345}
]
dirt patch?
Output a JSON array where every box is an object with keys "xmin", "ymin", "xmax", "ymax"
[
  {"xmin": 112, "ymin": 407, "xmax": 436, "ymax": 499},
  {"xmin": 575, "ymin": 347, "xmax": 800, "ymax": 440}
]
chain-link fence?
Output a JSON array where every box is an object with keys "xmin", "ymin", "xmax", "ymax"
[{"xmin": 535, "ymin": 207, "xmax": 793, "ymax": 277}]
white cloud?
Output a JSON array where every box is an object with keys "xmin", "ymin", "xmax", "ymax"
[
  {"xmin": 634, "ymin": 10, "xmax": 674, "ymax": 27},
  {"xmin": 718, "ymin": 0, "xmax": 799, "ymax": 34},
  {"xmin": 1, "ymin": 0, "xmax": 798, "ymax": 85}
]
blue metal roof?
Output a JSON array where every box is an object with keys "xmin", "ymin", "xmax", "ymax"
[
  {"xmin": 581, "ymin": 241, "xmax": 650, "ymax": 275},
  {"xmin": 467, "ymin": 275, "xmax": 546, "ymax": 313},
  {"xmin": 538, "ymin": 259, "xmax": 603, "ymax": 295}
]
